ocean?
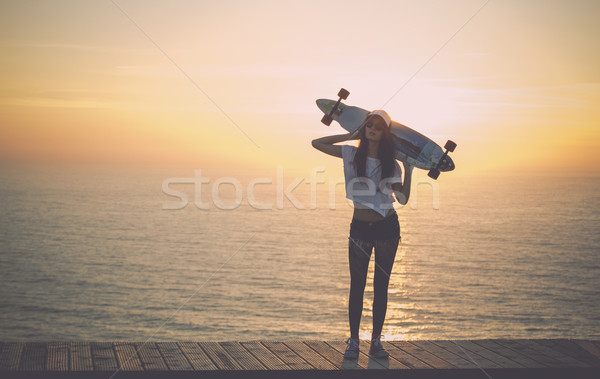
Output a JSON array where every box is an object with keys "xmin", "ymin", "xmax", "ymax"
[{"xmin": 1, "ymin": 164, "xmax": 599, "ymax": 342}]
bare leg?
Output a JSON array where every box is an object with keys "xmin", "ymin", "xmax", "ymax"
[
  {"xmin": 372, "ymin": 237, "xmax": 399, "ymax": 338},
  {"xmin": 348, "ymin": 237, "xmax": 373, "ymax": 339}
]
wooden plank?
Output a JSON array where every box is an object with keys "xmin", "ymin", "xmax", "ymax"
[
  {"xmin": 429, "ymin": 340, "xmax": 503, "ymax": 369},
  {"xmin": 3, "ymin": 338, "xmax": 599, "ymax": 373},
  {"xmin": 493, "ymin": 339, "xmax": 571, "ymax": 368},
  {"xmin": 114, "ymin": 342, "xmax": 143, "ymax": 371},
  {"xmin": 478, "ymin": 339, "xmax": 547, "ymax": 368},
  {"xmin": 219, "ymin": 342, "xmax": 266, "ymax": 370},
  {"xmin": 199, "ymin": 342, "xmax": 242, "ymax": 370},
  {"xmin": 325, "ymin": 340, "xmax": 371, "ymax": 369},
  {"xmin": 0, "ymin": 342, "xmax": 23, "ymax": 371},
  {"xmin": 410, "ymin": 340, "xmax": 480, "ymax": 369},
  {"xmin": 91, "ymin": 342, "xmax": 118, "ymax": 371},
  {"xmin": 20, "ymin": 342, "xmax": 47, "ymax": 371},
  {"xmin": 380, "ymin": 340, "xmax": 433, "ymax": 369},
  {"xmin": 304, "ymin": 341, "xmax": 356, "ymax": 369},
  {"xmin": 535, "ymin": 339, "xmax": 600, "ymax": 367},
  {"xmin": 453, "ymin": 340, "xmax": 525, "ymax": 368},
  {"xmin": 69, "ymin": 342, "xmax": 92, "ymax": 371},
  {"xmin": 284, "ymin": 341, "xmax": 338, "ymax": 370},
  {"xmin": 134, "ymin": 342, "xmax": 168, "ymax": 371},
  {"xmin": 47, "ymin": 342, "xmax": 69, "ymax": 371},
  {"xmin": 391, "ymin": 340, "xmax": 454, "ymax": 369},
  {"xmin": 574, "ymin": 340, "xmax": 600, "ymax": 362},
  {"xmin": 262, "ymin": 341, "xmax": 313, "ymax": 370},
  {"xmin": 177, "ymin": 342, "xmax": 218, "ymax": 371},
  {"xmin": 156, "ymin": 342, "xmax": 193, "ymax": 371},
  {"xmin": 522, "ymin": 339, "xmax": 590, "ymax": 368},
  {"xmin": 241, "ymin": 341, "xmax": 290, "ymax": 370}
]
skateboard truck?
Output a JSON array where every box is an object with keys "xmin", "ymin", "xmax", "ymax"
[
  {"xmin": 321, "ymin": 88, "xmax": 350, "ymax": 125},
  {"xmin": 428, "ymin": 140, "xmax": 457, "ymax": 180}
]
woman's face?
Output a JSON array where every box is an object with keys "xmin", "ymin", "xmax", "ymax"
[{"xmin": 364, "ymin": 116, "xmax": 387, "ymax": 142}]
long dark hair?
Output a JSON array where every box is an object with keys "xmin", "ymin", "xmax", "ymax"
[{"xmin": 353, "ymin": 116, "xmax": 397, "ymax": 180}]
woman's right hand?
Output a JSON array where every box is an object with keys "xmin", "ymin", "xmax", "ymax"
[
  {"xmin": 311, "ymin": 128, "xmax": 361, "ymax": 158},
  {"xmin": 348, "ymin": 126, "xmax": 363, "ymax": 140}
]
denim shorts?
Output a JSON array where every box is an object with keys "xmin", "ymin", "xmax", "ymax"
[{"xmin": 349, "ymin": 212, "xmax": 400, "ymax": 244}]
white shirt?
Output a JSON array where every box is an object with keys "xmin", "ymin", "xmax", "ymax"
[{"xmin": 342, "ymin": 145, "xmax": 403, "ymax": 217}]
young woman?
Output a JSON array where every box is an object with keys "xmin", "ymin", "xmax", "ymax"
[{"xmin": 311, "ymin": 110, "xmax": 413, "ymax": 359}]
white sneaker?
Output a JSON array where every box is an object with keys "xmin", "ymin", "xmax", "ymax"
[{"xmin": 369, "ymin": 335, "xmax": 389, "ymax": 358}]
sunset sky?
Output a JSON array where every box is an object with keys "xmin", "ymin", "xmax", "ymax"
[{"xmin": 1, "ymin": 0, "xmax": 599, "ymax": 177}]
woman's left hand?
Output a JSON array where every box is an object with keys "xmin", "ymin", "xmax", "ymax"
[{"xmin": 402, "ymin": 161, "xmax": 414, "ymax": 173}]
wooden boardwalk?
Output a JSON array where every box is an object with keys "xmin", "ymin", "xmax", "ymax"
[{"xmin": 1, "ymin": 339, "xmax": 599, "ymax": 378}]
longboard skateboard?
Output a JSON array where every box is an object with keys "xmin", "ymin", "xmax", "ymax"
[{"xmin": 316, "ymin": 88, "xmax": 456, "ymax": 179}]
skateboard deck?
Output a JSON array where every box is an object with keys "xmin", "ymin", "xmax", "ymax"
[{"xmin": 316, "ymin": 98, "xmax": 455, "ymax": 176}]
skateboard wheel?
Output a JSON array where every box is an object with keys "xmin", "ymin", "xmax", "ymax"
[
  {"xmin": 338, "ymin": 88, "xmax": 350, "ymax": 100},
  {"xmin": 428, "ymin": 168, "xmax": 440, "ymax": 180},
  {"xmin": 444, "ymin": 140, "xmax": 457, "ymax": 152},
  {"xmin": 321, "ymin": 114, "xmax": 333, "ymax": 126}
]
